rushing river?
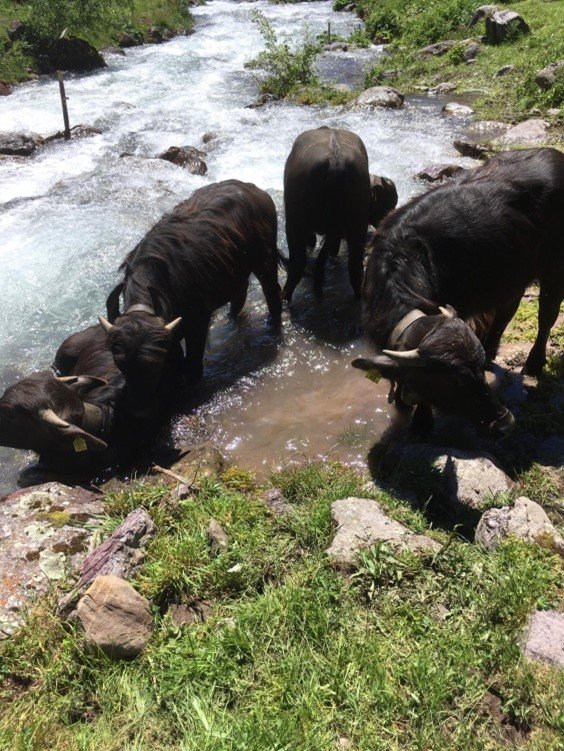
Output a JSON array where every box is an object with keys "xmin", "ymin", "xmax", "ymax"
[{"xmin": 0, "ymin": 0, "xmax": 476, "ymax": 492}]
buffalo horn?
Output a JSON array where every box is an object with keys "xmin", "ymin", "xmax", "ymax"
[
  {"xmin": 39, "ymin": 409, "xmax": 70, "ymax": 428},
  {"xmin": 98, "ymin": 315, "xmax": 115, "ymax": 334},
  {"xmin": 382, "ymin": 348, "xmax": 422, "ymax": 362},
  {"xmin": 165, "ymin": 317, "xmax": 182, "ymax": 333},
  {"xmin": 438, "ymin": 306, "xmax": 454, "ymax": 317}
]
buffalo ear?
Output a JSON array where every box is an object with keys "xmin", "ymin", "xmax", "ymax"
[
  {"xmin": 106, "ymin": 283, "xmax": 124, "ymax": 322},
  {"xmin": 56, "ymin": 375, "xmax": 107, "ymax": 395}
]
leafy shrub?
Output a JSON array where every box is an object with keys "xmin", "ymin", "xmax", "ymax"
[{"xmin": 249, "ymin": 10, "xmax": 319, "ymax": 98}]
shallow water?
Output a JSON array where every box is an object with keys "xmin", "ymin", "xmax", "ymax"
[{"xmin": 0, "ymin": 0, "xmax": 475, "ymax": 492}]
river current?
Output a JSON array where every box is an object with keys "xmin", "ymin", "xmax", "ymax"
[{"xmin": 0, "ymin": 0, "xmax": 475, "ymax": 493}]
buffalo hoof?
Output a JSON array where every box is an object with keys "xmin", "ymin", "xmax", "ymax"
[{"xmin": 522, "ymin": 355, "xmax": 545, "ymax": 378}]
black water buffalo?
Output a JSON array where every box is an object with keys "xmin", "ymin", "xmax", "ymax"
[
  {"xmin": 0, "ymin": 326, "xmax": 124, "ymax": 463},
  {"xmin": 354, "ymin": 147, "xmax": 564, "ymax": 436},
  {"xmin": 282, "ymin": 126, "xmax": 397, "ymax": 301},
  {"xmin": 99, "ymin": 180, "xmax": 282, "ymax": 404}
]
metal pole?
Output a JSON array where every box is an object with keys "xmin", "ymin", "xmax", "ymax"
[
  {"xmin": 57, "ymin": 70, "xmax": 71, "ymax": 140},
  {"xmin": 327, "ymin": 21, "xmax": 331, "ymax": 44}
]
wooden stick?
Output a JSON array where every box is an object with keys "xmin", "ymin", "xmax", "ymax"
[
  {"xmin": 152, "ymin": 464, "xmax": 195, "ymax": 488},
  {"xmin": 57, "ymin": 70, "xmax": 71, "ymax": 140}
]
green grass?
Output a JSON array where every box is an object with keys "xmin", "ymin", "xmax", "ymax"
[
  {"xmin": 1, "ymin": 463, "xmax": 563, "ymax": 750},
  {"xmin": 355, "ymin": 0, "xmax": 564, "ymax": 128}
]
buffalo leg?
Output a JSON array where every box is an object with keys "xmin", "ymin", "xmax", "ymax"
[
  {"xmin": 524, "ymin": 279, "xmax": 564, "ymax": 376},
  {"xmin": 346, "ymin": 238, "xmax": 365, "ymax": 299},
  {"xmin": 313, "ymin": 233, "xmax": 340, "ymax": 296},
  {"xmin": 255, "ymin": 263, "xmax": 282, "ymax": 326},
  {"xmin": 282, "ymin": 226, "xmax": 308, "ymax": 303},
  {"xmin": 482, "ymin": 289, "xmax": 525, "ymax": 362},
  {"xmin": 229, "ymin": 280, "xmax": 249, "ymax": 319},
  {"xmin": 185, "ymin": 314, "xmax": 211, "ymax": 383},
  {"xmin": 410, "ymin": 402, "xmax": 434, "ymax": 436}
]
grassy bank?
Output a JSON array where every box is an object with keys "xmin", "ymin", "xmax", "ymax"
[
  {"xmin": 350, "ymin": 0, "xmax": 563, "ymax": 126},
  {"xmin": 0, "ymin": 458, "xmax": 563, "ymax": 750},
  {"xmin": 0, "ymin": 0, "xmax": 194, "ymax": 86}
]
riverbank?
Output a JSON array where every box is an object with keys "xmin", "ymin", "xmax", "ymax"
[
  {"xmin": 346, "ymin": 0, "xmax": 563, "ymax": 138},
  {"xmin": 0, "ymin": 0, "xmax": 194, "ymax": 87}
]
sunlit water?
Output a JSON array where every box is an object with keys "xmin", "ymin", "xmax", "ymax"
[{"xmin": 0, "ymin": 0, "xmax": 476, "ymax": 492}]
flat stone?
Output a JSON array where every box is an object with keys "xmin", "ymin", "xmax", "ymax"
[
  {"xmin": 0, "ymin": 483, "xmax": 103, "ymax": 637},
  {"xmin": 476, "ymin": 497, "xmax": 564, "ymax": 555},
  {"xmin": 494, "ymin": 64, "xmax": 515, "ymax": 77},
  {"xmin": 350, "ymin": 86, "xmax": 404, "ymax": 109},
  {"xmin": 77, "ymin": 575, "xmax": 152, "ymax": 659},
  {"xmin": 493, "ymin": 119, "xmax": 549, "ymax": 146},
  {"xmin": 261, "ymin": 488, "xmax": 294, "ymax": 516},
  {"xmin": 442, "ymin": 102, "xmax": 474, "ymax": 117},
  {"xmin": 159, "ymin": 145, "xmax": 207, "ymax": 175},
  {"xmin": 416, "ymin": 164, "xmax": 466, "ymax": 183},
  {"xmin": 428, "ymin": 82, "xmax": 457, "ymax": 96},
  {"xmin": 326, "ymin": 497, "xmax": 440, "ymax": 570},
  {"xmin": 207, "ymin": 518, "xmax": 228, "ymax": 555},
  {"xmin": 521, "ymin": 610, "xmax": 564, "ymax": 668},
  {"xmin": 420, "ymin": 40, "xmax": 456, "ymax": 56}
]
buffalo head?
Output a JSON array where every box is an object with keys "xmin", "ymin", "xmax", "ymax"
[
  {"xmin": 0, "ymin": 371, "xmax": 109, "ymax": 455},
  {"xmin": 353, "ymin": 315, "xmax": 515, "ymax": 437},
  {"xmin": 369, "ymin": 175, "xmax": 398, "ymax": 228}
]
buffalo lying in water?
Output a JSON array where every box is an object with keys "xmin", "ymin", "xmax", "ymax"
[
  {"xmin": 282, "ymin": 126, "xmax": 397, "ymax": 301},
  {"xmin": 99, "ymin": 179, "xmax": 282, "ymax": 405},
  {"xmin": 0, "ymin": 326, "xmax": 125, "ymax": 467},
  {"xmin": 354, "ymin": 147, "xmax": 564, "ymax": 436}
]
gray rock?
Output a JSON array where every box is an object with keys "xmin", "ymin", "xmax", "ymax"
[
  {"xmin": 323, "ymin": 42, "xmax": 349, "ymax": 52},
  {"xmin": 350, "ymin": 86, "xmax": 404, "ymax": 109},
  {"xmin": 375, "ymin": 69, "xmax": 401, "ymax": 81},
  {"xmin": 547, "ymin": 108, "xmax": 561, "ymax": 117},
  {"xmin": 119, "ymin": 31, "xmax": 143, "ymax": 48},
  {"xmin": 0, "ymin": 131, "xmax": 38, "ymax": 156},
  {"xmin": 485, "ymin": 10, "xmax": 530, "ymax": 45},
  {"xmin": 463, "ymin": 42, "xmax": 480, "ymax": 61},
  {"xmin": 494, "ymin": 64, "xmax": 515, "ymax": 77},
  {"xmin": 159, "ymin": 145, "xmax": 207, "ymax": 175},
  {"xmin": 535, "ymin": 60, "xmax": 564, "ymax": 91},
  {"xmin": 0, "ymin": 483, "xmax": 104, "ymax": 637},
  {"xmin": 428, "ymin": 81, "xmax": 457, "ymax": 96},
  {"xmin": 202, "ymin": 131, "xmax": 219, "ymax": 144},
  {"xmin": 420, "ymin": 40, "xmax": 456, "ymax": 56},
  {"xmin": 42, "ymin": 124, "xmax": 102, "ymax": 143},
  {"xmin": 476, "ymin": 497, "xmax": 564, "ymax": 554},
  {"xmin": 521, "ymin": 610, "xmax": 564, "ymax": 668},
  {"xmin": 246, "ymin": 92, "xmax": 280, "ymax": 109},
  {"xmin": 77, "ymin": 575, "xmax": 152, "ymax": 658},
  {"xmin": 261, "ymin": 488, "xmax": 294, "ymax": 516},
  {"xmin": 453, "ymin": 139, "xmax": 490, "ymax": 159},
  {"xmin": 7, "ymin": 20, "xmax": 26, "ymax": 42},
  {"xmin": 326, "ymin": 497, "xmax": 441, "ymax": 570},
  {"xmin": 0, "ymin": 82, "xmax": 11, "ymax": 96},
  {"xmin": 207, "ymin": 518, "xmax": 228, "ymax": 555},
  {"xmin": 442, "ymin": 102, "xmax": 474, "ymax": 117},
  {"xmin": 48, "ymin": 36, "xmax": 107, "ymax": 73},
  {"xmin": 469, "ymin": 5, "xmax": 499, "ymax": 26},
  {"xmin": 416, "ymin": 164, "xmax": 466, "ymax": 183},
  {"xmin": 171, "ymin": 443, "xmax": 225, "ymax": 484},
  {"xmin": 493, "ymin": 119, "xmax": 549, "ymax": 146}
]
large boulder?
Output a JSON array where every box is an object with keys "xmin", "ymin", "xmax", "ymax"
[
  {"xmin": 476, "ymin": 497, "xmax": 564, "ymax": 555},
  {"xmin": 493, "ymin": 119, "xmax": 549, "ymax": 146},
  {"xmin": 442, "ymin": 102, "xmax": 474, "ymax": 117},
  {"xmin": 350, "ymin": 86, "xmax": 404, "ymax": 109},
  {"xmin": 535, "ymin": 61, "xmax": 564, "ymax": 91},
  {"xmin": 0, "ymin": 483, "xmax": 104, "ymax": 637},
  {"xmin": 77, "ymin": 575, "xmax": 152, "ymax": 658},
  {"xmin": 521, "ymin": 611, "xmax": 564, "ymax": 669},
  {"xmin": 159, "ymin": 145, "xmax": 208, "ymax": 175},
  {"xmin": 47, "ymin": 36, "xmax": 107, "ymax": 73},
  {"xmin": 0, "ymin": 131, "xmax": 38, "ymax": 156},
  {"xmin": 326, "ymin": 497, "xmax": 441, "ymax": 570},
  {"xmin": 485, "ymin": 10, "xmax": 530, "ymax": 45}
]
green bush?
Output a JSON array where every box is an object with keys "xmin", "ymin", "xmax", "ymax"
[{"xmin": 249, "ymin": 10, "xmax": 319, "ymax": 98}]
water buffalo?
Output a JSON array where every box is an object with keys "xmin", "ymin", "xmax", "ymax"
[
  {"xmin": 0, "ymin": 326, "xmax": 124, "ymax": 463},
  {"xmin": 282, "ymin": 126, "xmax": 397, "ymax": 301},
  {"xmin": 354, "ymin": 147, "xmax": 564, "ymax": 436},
  {"xmin": 99, "ymin": 180, "xmax": 282, "ymax": 404}
]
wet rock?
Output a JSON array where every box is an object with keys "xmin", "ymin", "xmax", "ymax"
[
  {"xmin": 350, "ymin": 86, "xmax": 404, "ymax": 109},
  {"xmin": 0, "ymin": 131, "xmax": 38, "ymax": 156},
  {"xmin": 493, "ymin": 119, "xmax": 549, "ymax": 146},
  {"xmin": 323, "ymin": 42, "xmax": 349, "ymax": 52},
  {"xmin": 77, "ymin": 575, "xmax": 152, "ymax": 658},
  {"xmin": 261, "ymin": 488, "xmax": 294, "ymax": 516},
  {"xmin": 469, "ymin": 5, "xmax": 499, "ymax": 26},
  {"xmin": 159, "ymin": 145, "xmax": 207, "ymax": 175},
  {"xmin": 442, "ymin": 102, "xmax": 474, "ymax": 117},
  {"xmin": 168, "ymin": 600, "xmax": 212, "ymax": 627},
  {"xmin": 416, "ymin": 164, "xmax": 466, "ymax": 183},
  {"xmin": 463, "ymin": 42, "xmax": 480, "ymax": 61},
  {"xmin": 476, "ymin": 497, "xmax": 564, "ymax": 555},
  {"xmin": 207, "ymin": 518, "xmax": 228, "ymax": 555},
  {"xmin": 7, "ymin": 20, "xmax": 26, "ymax": 42},
  {"xmin": 380, "ymin": 443, "xmax": 512, "ymax": 512},
  {"xmin": 333, "ymin": 82, "xmax": 353, "ymax": 93},
  {"xmin": 535, "ymin": 61, "xmax": 564, "ymax": 91},
  {"xmin": 420, "ymin": 40, "xmax": 456, "ymax": 56},
  {"xmin": 202, "ymin": 131, "xmax": 219, "ymax": 144},
  {"xmin": 494, "ymin": 64, "xmax": 515, "ymax": 77},
  {"xmin": 146, "ymin": 27, "xmax": 164, "ymax": 44},
  {"xmin": 0, "ymin": 82, "xmax": 12, "ymax": 96},
  {"xmin": 43, "ymin": 124, "xmax": 102, "ymax": 143},
  {"xmin": 428, "ymin": 81, "xmax": 457, "ymax": 96},
  {"xmin": 485, "ymin": 10, "xmax": 530, "ymax": 45},
  {"xmin": 47, "ymin": 37, "xmax": 107, "ymax": 73},
  {"xmin": 521, "ymin": 611, "xmax": 564, "ymax": 668},
  {"xmin": 326, "ymin": 497, "xmax": 441, "ymax": 570},
  {"xmin": 0, "ymin": 483, "xmax": 103, "ymax": 637},
  {"xmin": 170, "ymin": 443, "xmax": 225, "ymax": 485},
  {"xmin": 246, "ymin": 92, "xmax": 280, "ymax": 109},
  {"xmin": 102, "ymin": 46, "xmax": 126, "ymax": 57},
  {"xmin": 119, "ymin": 31, "xmax": 143, "ymax": 48},
  {"xmin": 453, "ymin": 139, "xmax": 490, "ymax": 159},
  {"xmin": 375, "ymin": 69, "xmax": 401, "ymax": 82}
]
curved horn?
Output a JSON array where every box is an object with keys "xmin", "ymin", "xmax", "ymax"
[
  {"xmin": 165, "ymin": 317, "xmax": 182, "ymax": 333},
  {"xmin": 382, "ymin": 348, "xmax": 423, "ymax": 363},
  {"xmin": 39, "ymin": 409, "xmax": 70, "ymax": 428},
  {"xmin": 106, "ymin": 283, "xmax": 124, "ymax": 322},
  {"xmin": 98, "ymin": 315, "xmax": 115, "ymax": 334},
  {"xmin": 438, "ymin": 306, "xmax": 455, "ymax": 318}
]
